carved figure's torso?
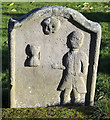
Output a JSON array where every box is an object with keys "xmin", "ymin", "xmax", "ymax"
[
  {"xmin": 60, "ymin": 50, "xmax": 88, "ymax": 93},
  {"xmin": 67, "ymin": 50, "xmax": 82, "ymax": 76}
]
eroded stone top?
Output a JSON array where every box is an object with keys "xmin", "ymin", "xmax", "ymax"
[{"xmin": 9, "ymin": 6, "xmax": 101, "ymax": 33}]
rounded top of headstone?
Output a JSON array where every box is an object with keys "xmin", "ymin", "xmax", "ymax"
[{"xmin": 9, "ymin": 5, "xmax": 101, "ymax": 34}]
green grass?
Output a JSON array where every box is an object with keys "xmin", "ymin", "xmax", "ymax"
[
  {"xmin": 2, "ymin": 106, "xmax": 95, "ymax": 119},
  {"xmin": 2, "ymin": 1, "xmax": 110, "ymax": 119},
  {"xmin": 94, "ymin": 99, "xmax": 110, "ymax": 118}
]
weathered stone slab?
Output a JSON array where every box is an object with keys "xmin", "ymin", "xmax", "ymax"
[{"xmin": 8, "ymin": 6, "xmax": 101, "ymax": 108}]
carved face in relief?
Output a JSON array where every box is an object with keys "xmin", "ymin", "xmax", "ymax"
[
  {"xmin": 41, "ymin": 17, "xmax": 60, "ymax": 35},
  {"xmin": 69, "ymin": 31, "xmax": 84, "ymax": 49}
]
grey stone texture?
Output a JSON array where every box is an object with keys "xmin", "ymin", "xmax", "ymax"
[{"xmin": 8, "ymin": 6, "xmax": 101, "ymax": 108}]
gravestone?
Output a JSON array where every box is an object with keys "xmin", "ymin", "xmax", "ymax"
[{"xmin": 8, "ymin": 6, "xmax": 101, "ymax": 108}]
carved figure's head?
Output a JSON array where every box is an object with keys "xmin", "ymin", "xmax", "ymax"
[
  {"xmin": 69, "ymin": 31, "xmax": 84, "ymax": 49},
  {"xmin": 41, "ymin": 17, "xmax": 60, "ymax": 35}
]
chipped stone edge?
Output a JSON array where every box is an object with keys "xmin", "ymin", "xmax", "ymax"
[{"xmin": 8, "ymin": 5, "xmax": 101, "ymax": 107}]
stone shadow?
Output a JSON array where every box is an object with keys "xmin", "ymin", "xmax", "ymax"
[
  {"xmin": 82, "ymin": 12, "xmax": 110, "ymax": 22},
  {"xmin": 2, "ymin": 47, "xmax": 10, "ymax": 108},
  {"xmin": 98, "ymin": 55, "xmax": 110, "ymax": 75},
  {"xmin": 24, "ymin": 44, "xmax": 32, "ymax": 67},
  {"xmin": 2, "ymin": 47, "xmax": 9, "ymax": 72}
]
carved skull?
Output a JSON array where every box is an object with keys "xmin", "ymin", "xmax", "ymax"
[{"xmin": 42, "ymin": 17, "xmax": 60, "ymax": 35}]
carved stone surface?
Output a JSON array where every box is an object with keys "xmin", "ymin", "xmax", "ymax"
[
  {"xmin": 41, "ymin": 17, "xmax": 61, "ymax": 35},
  {"xmin": 24, "ymin": 44, "xmax": 40, "ymax": 67},
  {"xmin": 57, "ymin": 31, "xmax": 88, "ymax": 105},
  {"xmin": 8, "ymin": 6, "xmax": 101, "ymax": 108}
]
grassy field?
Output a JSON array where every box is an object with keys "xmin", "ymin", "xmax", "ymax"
[{"xmin": 2, "ymin": 2, "xmax": 110, "ymax": 119}]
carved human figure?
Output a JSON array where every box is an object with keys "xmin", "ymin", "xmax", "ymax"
[
  {"xmin": 24, "ymin": 44, "xmax": 40, "ymax": 67},
  {"xmin": 59, "ymin": 31, "xmax": 88, "ymax": 105},
  {"xmin": 52, "ymin": 31, "xmax": 88, "ymax": 105},
  {"xmin": 41, "ymin": 17, "xmax": 60, "ymax": 35}
]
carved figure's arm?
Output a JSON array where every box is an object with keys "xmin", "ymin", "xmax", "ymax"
[
  {"xmin": 51, "ymin": 63, "xmax": 65, "ymax": 70},
  {"xmin": 81, "ymin": 55, "xmax": 89, "ymax": 76},
  {"xmin": 78, "ymin": 54, "xmax": 89, "ymax": 77}
]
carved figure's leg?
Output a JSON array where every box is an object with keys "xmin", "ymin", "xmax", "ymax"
[
  {"xmin": 80, "ymin": 93, "xmax": 85, "ymax": 104},
  {"xmin": 73, "ymin": 88, "xmax": 80, "ymax": 104},
  {"xmin": 63, "ymin": 88, "xmax": 72, "ymax": 104}
]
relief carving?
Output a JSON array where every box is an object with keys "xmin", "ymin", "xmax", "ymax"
[
  {"xmin": 9, "ymin": 5, "xmax": 101, "ymax": 108},
  {"xmin": 24, "ymin": 44, "xmax": 40, "ymax": 67},
  {"xmin": 41, "ymin": 17, "xmax": 61, "ymax": 35},
  {"xmin": 53, "ymin": 31, "xmax": 89, "ymax": 105}
]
